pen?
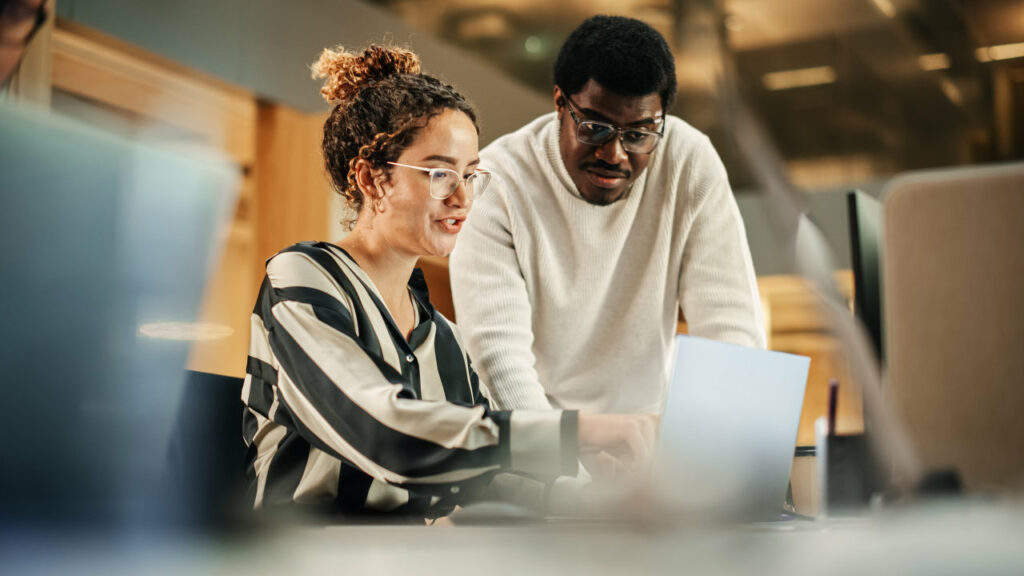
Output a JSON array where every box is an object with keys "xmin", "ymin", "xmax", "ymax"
[{"xmin": 827, "ymin": 379, "xmax": 839, "ymax": 436}]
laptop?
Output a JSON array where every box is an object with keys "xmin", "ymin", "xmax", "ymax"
[
  {"xmin": 651, "ymin": 335, "xmax": 810, "ymax": 521},
  {"xmin": 0, "ymin": 103, "xmax": 237, "ymax": 527}
]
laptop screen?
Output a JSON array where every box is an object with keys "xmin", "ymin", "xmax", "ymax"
[{"xmin": 653, "ymin": 335, "xmax": 809, "ymax": 520}]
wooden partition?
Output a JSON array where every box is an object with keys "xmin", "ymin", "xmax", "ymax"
[{"xmin": 255, "ymin": 104, "xmax": 332, "ymax": 270}]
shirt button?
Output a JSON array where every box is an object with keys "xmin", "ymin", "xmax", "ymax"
[
  {"xmin": 405, "ymin": 354, "xmax": 415, "ymax": 363},
  {"xmin": 450, "ymin": 486, "xmax": 460, "ymax": 494}
]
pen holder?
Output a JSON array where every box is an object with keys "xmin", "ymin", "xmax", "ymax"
[{"xmin": 815, "ymin": 418, "xmax": 881, "ymax": 516}]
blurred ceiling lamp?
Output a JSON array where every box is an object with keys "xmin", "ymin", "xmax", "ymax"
[
  {"xmin": 918, "ymin": 53, "xmax": 950, "ymax": 71},
  {"xmin": 870, "ymin": 0, "xmax": 896, "ymax": 18},
  {"xmin": 523, "ymin": 34, "xmax": 549, "ymax": 60},
  {"xmin": 976, "ymin": 42, "xmax": 1024, "ymax": 63},
  {"xmin": 762, "ymin": 66, "xmax": 837, "ymax": 90},
  {"xmin": 454, "ymin": 12, "xmax": 513, "ymax": 42},
  {"xmin": 138, "ymin": 322, "xmax": 234, "ymax": 341},
  {"xmin": 939, "ymin": 77, "xmax": 962, "ymax": 105},
  {"xmin": 724, "ymin": 13, "xmax": 742, "ymax": 32}
]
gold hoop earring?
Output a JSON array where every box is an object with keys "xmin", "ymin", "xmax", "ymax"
[{"xmin": 374, "ymin": 196, "xmax": 385, "ymax": 214}]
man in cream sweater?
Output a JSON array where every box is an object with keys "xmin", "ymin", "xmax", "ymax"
[{"xmin": 450, "ymin": 15, "xmax": 765, "ymax": 415}]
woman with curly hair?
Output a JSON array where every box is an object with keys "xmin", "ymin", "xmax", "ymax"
[{"xmin": 241, "ymin": 43, "xmax": 654, "ymax": 522}]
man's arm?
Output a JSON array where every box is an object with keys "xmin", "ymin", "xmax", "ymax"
[
  {"xmin": 677, "ymin": 138, "xmax": 767, "ymax": 349},
  {"xmin": 450, "ymin": 180, "xmax": 553, "ymax": 410}
]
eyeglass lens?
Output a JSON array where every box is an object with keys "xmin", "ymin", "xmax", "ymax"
[
  {"xmin": 577, "ymin": 123, "xmax": 658, "ymax": 153},
  {"xmin": 429, "ymin": 169, "xmax": 490, "ymax": 199}
]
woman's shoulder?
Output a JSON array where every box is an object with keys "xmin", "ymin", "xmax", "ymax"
[
  {"xmin": 266, "ymin": 241, "xmax": 355, "ymax": 290},
  {"xmin": 272, "ymin": 240, "xmax": 336, "ymax": 259}
]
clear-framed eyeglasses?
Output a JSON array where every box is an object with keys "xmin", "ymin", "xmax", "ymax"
[
  {"xmin": 387, "ymin": 162, "xmax": 492, "ymax": 200},
  {"xmin": 560, "ymin": 89, "xmax": 665, "ymax": 154}
]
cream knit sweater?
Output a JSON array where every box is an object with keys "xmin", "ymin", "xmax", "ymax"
[{"xmin": 450, "ymin": 113, "xmax": 765, "ymax": 414}]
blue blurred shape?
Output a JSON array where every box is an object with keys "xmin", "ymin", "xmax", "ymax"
[{"xmin": 0, "ymin": 103, "xmax": 238, "ymax": 530}]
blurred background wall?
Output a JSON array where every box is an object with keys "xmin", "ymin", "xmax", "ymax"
[{"xmin": 54, "ymin": 0, "xmax": 551, "ymax": 141}]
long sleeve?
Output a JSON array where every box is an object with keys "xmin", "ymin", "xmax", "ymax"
[
  {"xmin": 677, "ymin": 138, "xmax": 766, "ymax": 349},
  {"xmin": 243, "ymin": 243, "xmax": 578, "ymax": 510},
  {"xmin": 450, "ymin": 179, "xmax": 554, "ymax": 411}
]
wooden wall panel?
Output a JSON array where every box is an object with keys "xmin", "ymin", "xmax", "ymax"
[
  {"xmin": 51, "ymin": 24, "xmax": 256, "ymax": 167},
  {"xmin": 254, "ymin": 103, "xmax": 333, "ymax": 271}
]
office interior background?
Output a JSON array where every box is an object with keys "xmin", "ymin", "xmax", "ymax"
[{"xmin": 4, "ymin": 0, "xmax": 1023, "ymax": 526}]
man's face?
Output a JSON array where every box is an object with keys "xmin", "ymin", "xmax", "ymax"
[{"xmin": 556, "ymin": 79, "xmax": 663, "ymax": 205}]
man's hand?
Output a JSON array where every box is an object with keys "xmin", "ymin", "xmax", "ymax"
[{"xmin": 577, "ymin": 413, "xmax": 659, "ymax": 477}]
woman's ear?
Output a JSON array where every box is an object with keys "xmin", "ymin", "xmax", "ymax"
[
  {"xmin": 352, "ymin": 158, "xmax": 383, "ymax": 199},
  {"xmin": 353, "ymin": 158, "xmax": 389, "ymax": 214}
]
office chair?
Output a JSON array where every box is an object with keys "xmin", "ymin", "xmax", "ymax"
[{"xmin": 165, "ymin": 370, "xmax": 249, "ymax": 528}]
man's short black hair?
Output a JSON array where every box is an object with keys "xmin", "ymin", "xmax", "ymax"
[{"xmin": 554, "ymin": 15, "xmax": 677, "ymax": 110}]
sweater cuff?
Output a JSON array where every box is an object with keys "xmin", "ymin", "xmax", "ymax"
[{"xmin": 506, "ymin": 410, "xmax": 579, "ymax": 477}]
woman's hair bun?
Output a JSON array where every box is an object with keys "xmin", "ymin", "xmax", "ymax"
[{"xmin": 311, "ymin": 44, "xmax": 421, "ymax": 104}]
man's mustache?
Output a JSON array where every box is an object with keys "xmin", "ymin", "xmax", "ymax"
[{"xmin": 581, "ymin": 161, "xmax": 630, "ymax": 178}]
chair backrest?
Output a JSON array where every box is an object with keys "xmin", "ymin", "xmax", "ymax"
[
  {"xmin": 165, "ymin": 370, "xmax": 248, "ymax": 527},
  {"xmin": 882, "ymin": 162, "xmax": 1024, "ymax": 492}
]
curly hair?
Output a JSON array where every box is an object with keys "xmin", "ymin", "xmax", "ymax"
[
  {"xmin": 312, "ymin": 44, "xmax": 478, "ymax": 227},
  {"xmin": 554, "ymin": 15, "xmax": 677, "ymax": 110}
]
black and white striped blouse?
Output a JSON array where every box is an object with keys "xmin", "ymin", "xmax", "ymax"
[{"xmin": 242, "ymin": 242, "xmax": 577, "ymax": 519}]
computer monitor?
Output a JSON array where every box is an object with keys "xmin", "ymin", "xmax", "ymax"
[{"xmin": 846, "ymin": 191, "xmax": 884, "ymax": 364}]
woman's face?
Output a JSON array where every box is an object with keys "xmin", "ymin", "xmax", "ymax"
[{"xmin": 373, "ymin": 108, "xmax": 480, "ymax": 258}]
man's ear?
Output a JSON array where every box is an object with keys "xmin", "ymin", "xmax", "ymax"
[{"xmin": 553, "ymin": 86, "xmax": 565, "ymax": 119}]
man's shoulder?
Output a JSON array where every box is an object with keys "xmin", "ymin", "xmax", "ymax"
[
  {"xmin": 480, "ymin": 113, "xmax": 556, "ymax": 171},
  {"xmin": 661, "ymin": 115, "xmax": 712, "ymax": 153},
  {"xmin": 647, "ymin": 116, "xmax": 724, "ymax": 187}
]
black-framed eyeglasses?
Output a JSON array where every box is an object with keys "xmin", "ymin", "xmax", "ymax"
[
  {"xmin": 0, "ymin": 0, "xmax": 48, "ymax": 48},
  {"xmin": 560, "ymin": 89, "xmax": 664, "ymax": 154},
  {"xmin": 387, "ymin": 162, "xmax": 492, "ymax": 200}
]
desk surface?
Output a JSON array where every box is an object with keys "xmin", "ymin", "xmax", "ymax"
[{"xmin": 3, "ymin": 500, "xmax": 1023, "ymax": 576}]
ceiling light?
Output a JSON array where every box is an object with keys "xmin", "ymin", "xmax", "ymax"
[
  {"xmin": 939, "ymin": 78, "xmax": 962, "ymax": 105},
  {"xmin": 918, "ymin": 53, "xmax": 950, "ymax": 71},
  {"xmin": 762, "ymin": 66, "xmax": 837, "ymax": 91},
  {"xmin": 524, "ymin": 35, "xmax": 544, "ymax": 55},
  {"xmin": 976, "ymin": 42, "xmax": 1024, "ymax": 62},
  {"xmin": 870, "ymin": 0, "xmax": 896, "ymax": 18},
  {"xmin": 138, "ymin": 322, "xmax": 235, "ymax": 341}
]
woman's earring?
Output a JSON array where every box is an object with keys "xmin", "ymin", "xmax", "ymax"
[{"xmin": 374, "ymin": 195, "xmax": 386, "ymax": 214}]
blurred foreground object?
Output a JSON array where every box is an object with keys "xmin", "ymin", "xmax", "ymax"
[{"xmin": 0, "ymin": 102, "xmax": 237, "ymax": 528}]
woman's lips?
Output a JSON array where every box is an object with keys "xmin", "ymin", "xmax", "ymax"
[{"xmin": 436, "ymin": 217, "xmax": 465, "ymax": 233}]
